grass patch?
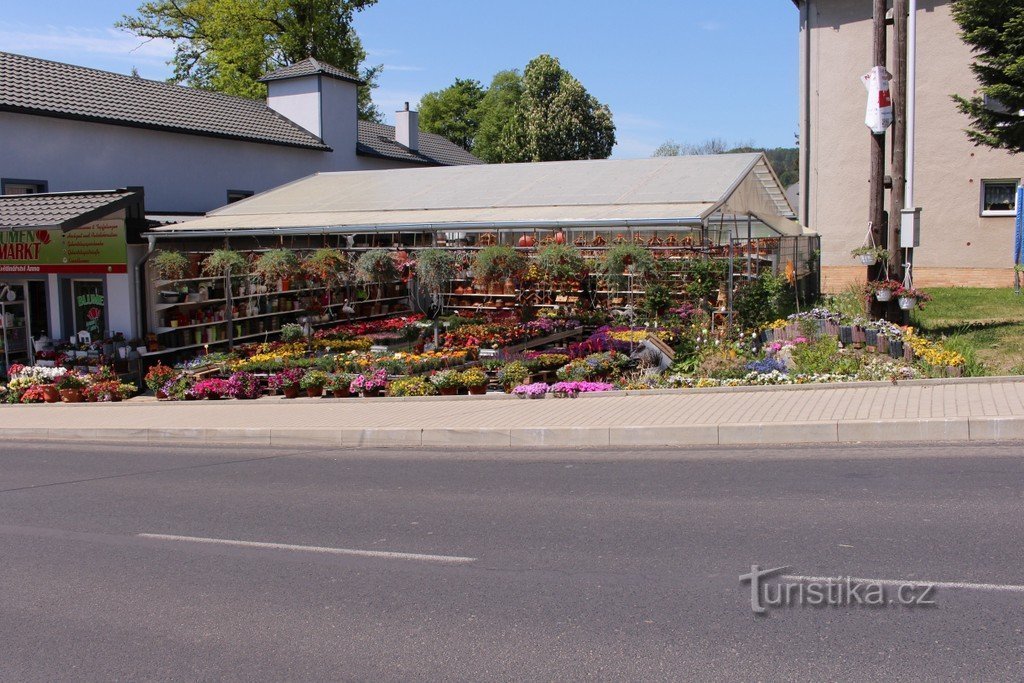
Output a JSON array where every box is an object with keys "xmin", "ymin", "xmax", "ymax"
[{"xmin": 912, "ymin": 287, "xmax": 1024, "ymax": 330}]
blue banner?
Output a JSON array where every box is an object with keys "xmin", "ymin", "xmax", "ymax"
[{"xmin": 1016, "ymin": 186, "xmax": 1024, "ymax": 266}]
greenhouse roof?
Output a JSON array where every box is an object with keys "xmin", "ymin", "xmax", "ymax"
[{"xmin": 150, "ymin": 153, "xmax": 805, "ymax": 238}]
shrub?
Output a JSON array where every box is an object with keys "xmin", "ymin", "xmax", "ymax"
[
  {"xmin": 684, "ymin": 258, "xmax": 727, "ymax": 306},
  {"xmin": 388, "ymin": 376, "xmax": 438, "ymax": 397},
  {"xmin": 733, "ymin": 271, "xmax": 787, "ymax": 330}
]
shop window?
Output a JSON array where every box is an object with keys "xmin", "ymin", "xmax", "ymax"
[
  {"xmin": 227, "ymin": 189, "xmax": 254, "ymax": 204},
  {"xmin": 72, "ymin": 280, "xmax": 106, "ymax": 340},
  {"xmin": 2, "ymin": 178, "xmax": 47, "ymax": 195},
  {"xmin": 981, "ymin": 179, "xmax": 1019, "ymax": 216}
]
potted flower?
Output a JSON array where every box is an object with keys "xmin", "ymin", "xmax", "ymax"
[
  {"xmin": 536, "ymin": 243, "xmax": 586, "ymax": 286},
  {"xmin": 851, "ymin": 246, "xmax": 889, "ymax": 267},
  {"xmin": 511, "ymin": 382, "xmax": 549, "ymax": 399},
  {"xmin": 387, "ymin": 376, "xmax": 438, "ymax": 397},
  {"xmin": 226, "ymin": 371, "xmax": 262, "ymax": 399},
  {"xmin": 253, "ymin": 248, "xmax": 300, "ymax": 291},
  {"xmin": 300, "ymin": 369, "xmax": 329, "ymax": 397},
  {"xmin": 302, "ymin": 247, "xmax": 350, "ymax": 286},
  {"xmin": 458, "ymin": 367, "xmax": 488, "ymax": 395},
  {"xmin": 413, "ymin": 248, "xmax": 457, "ymax": 297},
  {"xmin": 55, "ymin": 372, "xmax": 88, "ymax": 403},
  {"xmin": 268, "ymin": 368, "xmax": 304, "ymax": 399},
  {"xmin": 497, "ymin": 361, "xmax": 530, "ymax": 392},
  {"xmin": 473, "ymin": 245, "xmax": 527, "ymax": 287},
  {"xmin": 350, "ymin": 368, "xmax": 388, "ymax": 397},
  {"xmin": 429, "ymin": 368, "xmax": 462, "ymax": 396},
  {"xmin": 326, "ymin": 372, "xmax": 356, "ymax": 398},
  {"xmin": 145, "ymin": 362, "xmax": 177, "ymax": 398},
  {"xmin": 190, "ymin": 378, "xmax": 231, "ymax": 400},
  {"xmin": 599, "ymin": 243, "xmax": 658, "ymax": 290},
  {"xmin": 866, "ymin": 279, "xmax": 902, "ymax": 302},
  {"xmin": 895, "ymin": 285, "xmax": 931, "ymax": 310}
]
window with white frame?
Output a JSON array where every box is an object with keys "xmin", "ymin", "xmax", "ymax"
[{"xmin": 981, "ymin": 179, "xmax": 1020, "ymax": 216}]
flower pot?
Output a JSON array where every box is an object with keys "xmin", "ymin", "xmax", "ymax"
[
  {"xmin": 898, "ymin": 296, "xmax": 917, "ymax": 311},
  {"xmin": 305, "ymin": 386, "xmax": 324, "ymax": 398},
  {"xmin": 280, "ymin": 277, "xmax": 291, "ymax": 292},
  {"xmin": 361, "ymin": 389, "xmax": 381, "ymax": 398},
  {"xmin": 42, "ymin": 385, "xmax": 60, "ymax": 403},
  {"xmin": 890, "ymin": 340, "xmax": 904, "ymax": 359},
  {"xmin": 875, "ymin": 288, "xmax": 892, "ymax": 302},
  {"xmin": 206, "ymin": 393, "xmax": 224, "ymax": 400},
  {"xmin": 468, "ymin": 384, "xmax": 488, "ymax": 395},
  {"xmin": 439, "ymin": 387, "xmax": 458, "ymax": 396},
  {"xmin": 859, "ymin": 253, "xmax": 878, "ymax": 266},
  {"xmin": 59, "ymin": 389, "xmax": 83, "ymax": 403},
  {"xmin": 332, "ymin": 388, "xmax": 350, "ymax": 398},
  {"xmin": 282, "ymin": 385, "xmax": 300, "ymax": 399}
]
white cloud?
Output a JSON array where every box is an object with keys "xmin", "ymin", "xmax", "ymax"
[{"xmin": 0, "ymin": 23, "xmax": 174, "ymax": 64}]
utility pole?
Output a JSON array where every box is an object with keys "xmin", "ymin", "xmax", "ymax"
[
  {"xmin": 868, "ymin": 0, "xmax": 889, "ymax": 318},
  {"xmin": 890, "ymin": 0, "xmax": 909, "ymax": 319}
]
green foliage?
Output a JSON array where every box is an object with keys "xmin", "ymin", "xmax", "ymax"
[
  {"xmin": 652, "ymin": 139, "xmax": 800, "ymax": 186},
  {"xmin": 950, "ymin": 0, "xmax": 1024, "ymax": 152},
  {"xmin": 201, "ymin": 249, "xmax": 248, "ymax": 276},
  {"xmin": 151, "ymin": 250, "xmax": 189, "ymax": 280},
  {"xmin": 418, "ymin": 78, "xmax": 486, "ymax": 151},
  {"xmin": 497, "ymin": 361, "xmax": 529, "ymax": 388},
  {"xmin": 732, "ymin": 271, "xmax": 787, "ymax": 329},
  {"xmin": 684, "ymin": 258, "xmax": 727, "ymax": 306},
  {"xmin": 472, "ymin": 70, "xmax": 523, "ymax": 163},
  {"xmin": 642, "ymin": 283, "xmax": 674, "ymax": 318},
  {"xmin": 355, "ymin": 249, "xmax": 399, "ymax": 283},
  {"xmin": 499, "ymin": 54, "xmax": 615, "ymax": 162},
  {"xmin": 118, "ymin": 0, "xmax": 383, "ymax": 121},
  {"xmin": 536, "ymin": 243, "xmax": 585, "ymax": 283},
  {"xmin": 911, "ymin": 287, "xmax": 1024, "ymax": 329},
  {"xmin": 457, "ymin": 367, "xmax": 487, "ymax": 387},
  {"xmin": 598, "ymin": 243, "xmax": 658, "ymax": 290},
  {"xmin": 387, "ymin": 376, "xmax": 438, "ymax": 397},
  {"xmin": 473, "ymin": 245, "xmax": 527, "ymax": 281},
  {"xmin": 943, "ymin": 333, "xmax": 990, "ymax": 376},
  {"xmin": 414, "ymin": 248, "xmax": 457, "ymax": 294},
  {"xmin": 429, "ymin": 369, "xmax": 462, "ymax": 389},
  {"xmin": 252, "ymin": 248, "xmax": 299, "ymax": 284},
  {"xmin": 788, "ymin": 337, "xmax": 861, "ymax": 375},
  {"xmin": 280, "ymin": 322, "xmax": 305, "ymax": 343}
]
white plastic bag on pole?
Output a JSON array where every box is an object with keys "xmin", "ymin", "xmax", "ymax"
[{"xmin": 862, "ymin": 66, "xmax": 893, "ymax": 133}]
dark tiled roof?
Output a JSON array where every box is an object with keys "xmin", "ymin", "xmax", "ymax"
[
  {"xmin": 0, "ymin": 190, "xmax": 139, "ymax": 230},
  {"xmin": 259, "ymin": 57, "xmax": 364, "ymax": 85},
  {"xmin": 0, "ymin": 51, "xmax": 329, "ymax": 150},
  {"xmin": 357, "ymin": 121, "xmax": 483, "ymax": 166}
]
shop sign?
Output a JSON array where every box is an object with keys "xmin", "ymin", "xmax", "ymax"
[{"xmin": 0, "ymin": 220, "xmax": 127, "ymax": 274}]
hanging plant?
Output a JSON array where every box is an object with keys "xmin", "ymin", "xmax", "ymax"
[
  {"xmin": 414, "ymin": 248, "xmax": 456, "ymax": 295},
  {"xmin": 302, "ymin": 248, "xmax": 350, "ymax": 285},
  {"xmin": 201, "ymin": 249, "xmax": 248, "ymax": 277},
  {"xmin": 252, "ymin": 249, "xmax": 299, "ymax": 285},
  {"xmin": 473, "ymin": 245, "xmax": 527, "ymax": 282},
  {"xmin": 598, "ymin": 243, "xmax": 657, "ymax": 289},
  {"xmin": 355, "ymin": 249, "xmax": 400, "ymax": 284},
  {"xmin": 850, "ymin": 246, "xmax": 890, "ymax": 266},
  {"xmin": 536, "ymin": 243, "xmax": 586, "ymax": 283},
  {"xmin": 151, "ymin": 250, "xmax": 189, "ymax": 281}
]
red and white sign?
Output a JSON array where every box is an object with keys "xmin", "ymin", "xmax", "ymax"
[{"xmin": 862, "ymin": 66, "xmax": 893, "ymax": 134}]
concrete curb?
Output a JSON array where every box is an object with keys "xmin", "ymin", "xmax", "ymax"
[{"xmin": 10, "ymin": 415, "xmax": 1024, "ymax": 449}]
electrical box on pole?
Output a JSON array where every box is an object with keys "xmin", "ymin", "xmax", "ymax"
[{"xmin": 900, "ymin": 208, "xmax": 921, "ymax": 248}]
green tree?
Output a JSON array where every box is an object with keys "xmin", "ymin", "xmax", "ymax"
[
  {"xmin": 500, "ymin": 54, "xmax": 615, "ymax": 162},
  {"xmin": 652, "ymin": 138, "xmax": 800, "ymax": 186},
  {"xmin": 951, "ymin": 0, "xmax": 1024, "ymax": 153},
  {"xmin": 417, "ymin": 78, "xmax": 486, "ymax": 151},
  {"xmin": 118, "ymin": 0, "xmax": 384, "ymax": 121},
  {"xmin": 472, "ymin": 69, "xmax": 523, "ymax": 163}
]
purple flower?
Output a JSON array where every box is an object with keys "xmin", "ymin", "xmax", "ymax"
[{"xmin": 511, "ymin": 382, "xmax": 549, "ymax": 396}]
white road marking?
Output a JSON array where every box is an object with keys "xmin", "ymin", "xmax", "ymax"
[
  {"xmin": 783, "ymin": 574, "xmax": 1024, "ymax": 593},
  {"xmin": 138, "ymin": 533, "xmax": 476, "ymax": 564}
]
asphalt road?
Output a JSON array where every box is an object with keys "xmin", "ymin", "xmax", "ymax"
[{"xmin": 1, "ymin": 439, "xmax": 1023, "ymax": 681}]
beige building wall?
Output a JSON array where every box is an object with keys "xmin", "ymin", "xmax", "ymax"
[{"xmin": 798, "ymin": 0, "xmax": 1021, "ymax": 291}]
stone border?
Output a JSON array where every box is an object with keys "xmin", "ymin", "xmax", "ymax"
[{"xmin": 8, "ymin": 415, "xmax": 1023, "ymax": 449}]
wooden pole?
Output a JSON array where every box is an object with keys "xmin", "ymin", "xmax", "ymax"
[
  {"xmin": 868, "ymin": 0, "xmax": 888, "ymax": 318},
  {"xmin": 891, "ymin": 0, "xmax": 909, "ymax": 321}
]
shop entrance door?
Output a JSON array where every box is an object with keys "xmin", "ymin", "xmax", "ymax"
[
  {"xmin": 71, "ymin": 280, "xmax": 106, "ymax": 341},
  {"xmin": 27, "ymin": 280, "xmax": 49, "ymax": 341}
]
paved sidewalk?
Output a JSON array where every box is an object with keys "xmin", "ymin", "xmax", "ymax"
[{"xmin": 3, "ymin": 376, "xmax": 1024, "ymax": 449}]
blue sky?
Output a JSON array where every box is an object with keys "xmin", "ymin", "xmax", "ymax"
[{"xmin": 0, "ymin": 0, "xmax": 799, "ymax": 157}]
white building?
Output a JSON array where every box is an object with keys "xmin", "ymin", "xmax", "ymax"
[{"xmin": 0, "ymin": 52, "xmax": 479, "ymax": 349}]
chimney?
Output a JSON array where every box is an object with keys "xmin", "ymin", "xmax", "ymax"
[{"xmin": 395, "ymin": 102, "xmax": 419, "ymax": 151}]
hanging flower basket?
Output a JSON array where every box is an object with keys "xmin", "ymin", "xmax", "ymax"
[
  {"xmin": 876, "ymin": 288, "xmax": 892, "ymax": 302},
  {"xmin": 898, "ymin": 296, "xmax": 917, "ymax": 311},
  {"xmin": 860, "ymin": 253, "xmax": 878, "ymax": 266}
]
